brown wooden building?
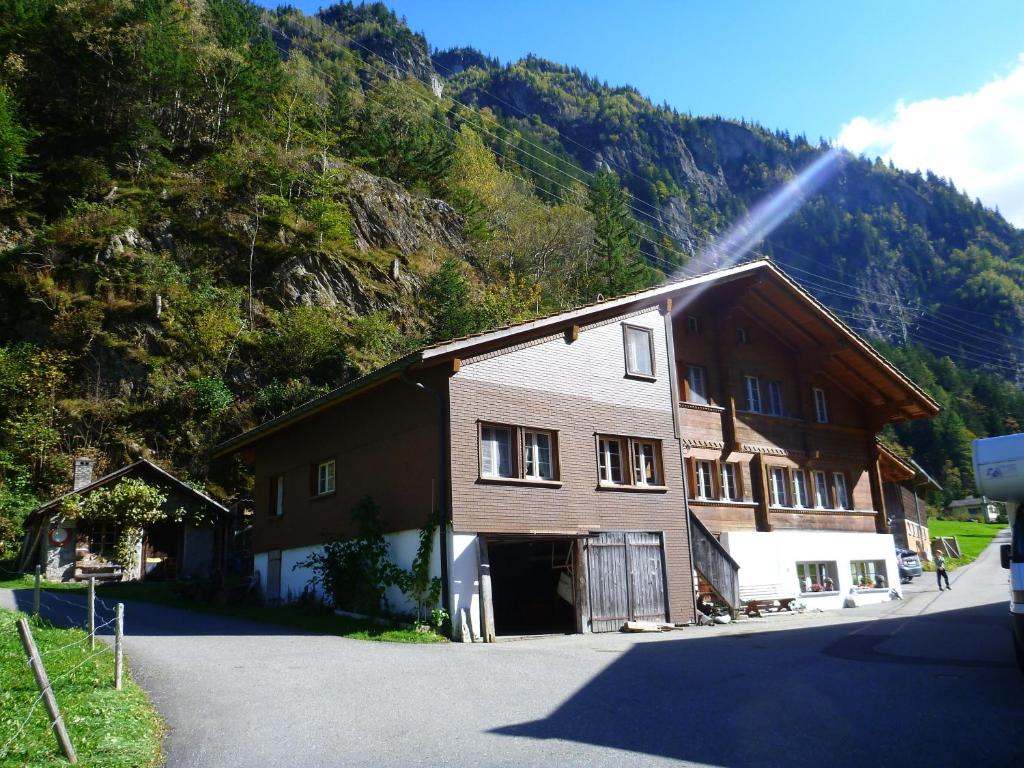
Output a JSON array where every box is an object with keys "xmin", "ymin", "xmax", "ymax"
[{"xmin": 215, "ymin": 259, "xmax": 939, "ymax": 636}]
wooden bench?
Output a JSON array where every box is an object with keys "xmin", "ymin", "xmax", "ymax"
[{"xmin": 738, "ymin": 585, "xmax": 796, "ymax": 617}]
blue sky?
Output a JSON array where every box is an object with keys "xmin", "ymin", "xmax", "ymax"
[{"xmin": 273, "ymin": 1, "xmax": 1024, "ymax": 223}]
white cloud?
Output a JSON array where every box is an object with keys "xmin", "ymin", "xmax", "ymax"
[{"xmin": 837, "ymin": 56, "xmax": 1024, "ymax": 226}]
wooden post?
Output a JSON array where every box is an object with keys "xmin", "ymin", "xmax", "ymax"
[
  {"xmin": 573, "ymin": 539, "xmax": 591, "ymax": 634},
  {"xmin": 477, "ymin": 538, "xmax": 495, "ymax": 643},
  {"xmin": 114, "ymin": 603, "xmax": 124, "ymax": 691},
  {"xmin": 87, "ymin": 578, "xmax": 96, "ymax": 651},
  {"xmin": 16, "ymin": 618, "xmax": 77, "ymax": 764},
  {"xmin": 33, "ymin": 565, "xmax": 41, "ymax": 617}
]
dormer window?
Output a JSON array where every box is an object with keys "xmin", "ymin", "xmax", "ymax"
[{"xmin": 623, "ymin": 324, "xmax": 655, "ymax": 379}]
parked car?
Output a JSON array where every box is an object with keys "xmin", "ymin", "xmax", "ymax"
[{"xmin": 895, "ymin": 547, "xmax": 923, "ymax": 583}]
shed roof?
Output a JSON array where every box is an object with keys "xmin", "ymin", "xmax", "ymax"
[{"xmin": 29, "ymin": 459, "xmax": 228, "ymax": 522}]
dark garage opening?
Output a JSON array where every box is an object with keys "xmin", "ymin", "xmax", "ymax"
[{"xmin": 488, "ymin": 539, "xmax": 576, "ymax": 636}]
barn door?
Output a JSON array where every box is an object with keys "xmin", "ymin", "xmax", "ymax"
[{"xmin": 587, "ymin": 532, "xmax": 666, "ymax": 632}]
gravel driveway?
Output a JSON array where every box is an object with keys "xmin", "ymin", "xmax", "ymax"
[{"xmin": 3, "ymin": 538, "xmax": 1021, "ymax": 768}]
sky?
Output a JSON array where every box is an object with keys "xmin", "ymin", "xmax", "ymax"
[{"xmin": 279, "ymin": 1, "xmax": 1024, "ymax": 225}]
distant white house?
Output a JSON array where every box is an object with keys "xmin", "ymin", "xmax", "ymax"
[{"xmin": 946, "ymin": 496, "xmax": 1005, "ymax": 523}]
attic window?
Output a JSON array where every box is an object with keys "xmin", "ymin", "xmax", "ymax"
[
  {"xmin": 735, "ymin": 327, "xmax": 748, "ymax": 344},
  {"xmin": 623, "ymin": 324, "xmax": 655, "ymax": 379},
  {"xmin": 686, "ymin": 315, "xmax": 700, "ymax": 334}
]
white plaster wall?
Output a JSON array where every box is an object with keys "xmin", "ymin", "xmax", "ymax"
[
  {"xmin": 253, "ymin": 551, "xmax": 268, "ymax": 594},
  {"xmin": 382, "ymin": 528, "xmax": 441, "ymax": 616},
  {"xmin": 253, "ymin": 527, "xmax": 439, "ymax": 612},
  {"xmin": 457, "ymin": 307, "xmax": 672, "ymax": 414},
  {"xmin": 721, "ymin": 530, "xmax": 902, "ymax": 611},
  {"xmin": 449, "ymin": 532, "xmax": 481, "ymax": 642}
]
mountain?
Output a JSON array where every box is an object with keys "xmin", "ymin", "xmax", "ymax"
[{"xmin": 0, "ymin": 0, "xmax": 1022, "ymax": 543}]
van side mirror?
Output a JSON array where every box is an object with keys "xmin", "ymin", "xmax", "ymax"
[{"xmin": 1000, "ymin": 543, "xmax": 1011, "ymax": 570}]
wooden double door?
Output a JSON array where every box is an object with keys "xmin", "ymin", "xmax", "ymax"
[{"xmin": 587, "ymin": 531, "xmax": 668, "ymax": 632}]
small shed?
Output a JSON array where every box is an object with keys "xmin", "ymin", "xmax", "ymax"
[{"xmin": 18, "ymin": 458, "xmax": 228, "ymax": 583}]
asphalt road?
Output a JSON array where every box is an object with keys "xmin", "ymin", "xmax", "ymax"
[{"xmin": 4, "ymin": 535, "xmax": 1023, "ymax": 768}]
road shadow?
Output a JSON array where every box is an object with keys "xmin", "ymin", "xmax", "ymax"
[
  {"xmin": 492, "ymin": 601, "xmax": 1024, "ymax": 768},
  {"xmin": 6, "ymin": 588, "xmax": 311, "ymax": 637}
]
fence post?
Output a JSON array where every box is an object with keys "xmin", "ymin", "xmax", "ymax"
[
  {"xmin": 33, "ymin": 565, "xmax": 41, "ymax": 617},
  {"xmin": 16, "ymin": 618, "xmax": 78, "ymax": 764},
  {"xmin": 87, "ymin": 577, "xmax": 96, "ymax": 651},
  {"xmin": 115, "ymin": 603, "xmax": 124, "ymax": 691}
]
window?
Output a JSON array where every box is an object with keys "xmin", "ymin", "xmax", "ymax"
[
  {"xmin": 481, "ymin": 424, "xmax": 559, "ymax": 482},
  {"xmin": 598, "ymin": 437, "xmax": 625, "ymax": 485},
  {"xmin": 796, "ymin": 561, "xmax": 838, "ymax": 594},
  {"xmin": 744, "ymin": 376, "xmax": 762, "ymax": 412},
  {"xmin": 686, "ymin": 315, "xmax": 700, "ymax": 333},
  {"xmin": 735, "ymin": 327, "xmax": 748, "ymax": 344},
  {"xmin": 623, "ymin": 324, "xmax": 655, "ymax": 378},
  {"xmin": 850, "ymin": 560, "xmax": 888, "ymax": 589},
  {"xmin": 695, "ymin": 460, "xmax": 715, "ymax": 499},
  {"xmin": 481, "ymin": 426, "xmax": 513, "ymax": 478},
  {"xmin": 598, "ymin": 436, "xmax": 663, "ymax": 488},
  {"xmin": 633, "ymin": 440, "xmax": 660, "ymax": 486},
  {"xmin": 792, "ymin": 469, "xmax": 809, "ymax": 508},
  {"xmin": 686, "ymin": 365, "xmax": 708, "ymax": 405},
  {"xmin": 270, "ymin": 475, "xmax": 285, "ymax": 516},
  {"xmin": 721, "ymin": 463, "xmax": 739, "ymax": 501},
  {"xmin": 769, "ymin": 467, "xmax": 789, "ymax": 507},
  {"xmin": 812, "ymin": 470, "xmax": 829, "ymax": 509},
  {"xmin": 317, "ymin": 460, "xmax": 336, "ymax": 496},
  {"xmin": 524, "ymin": 430, "xmax": 554, "ymax": 480},
  {"xmin": 813, "ymin": 387, "xmax": 829, "ymax": 423},
  {"xmin": 833, "ymin": 472, "xmax": 850, "ymax": 509},
  {"xmin": 767, "ymin": 381, "xmax": 784, "ymax": 416}
]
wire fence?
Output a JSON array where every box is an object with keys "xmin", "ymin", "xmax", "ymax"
[{"xmin": 0, "ymin": 580, "xmax": 125, "ymax": 762}]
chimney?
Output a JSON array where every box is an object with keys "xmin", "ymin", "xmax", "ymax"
[{"xmin": 73, "ymin": 457, "xmax": 94, "ymax": 491}]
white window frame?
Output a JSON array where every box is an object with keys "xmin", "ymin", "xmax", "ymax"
[
  {"xmin": 812, "ymin": 470, "xmax": 830, "ymax": 509},
  {"xmin": 767, "ymin": 380, "xmax": 784, "ymax": 416},
  {"xmin": 272, "ymin": 475, "xmax": 285, "ymax": 516},
  {"xmin": 481, "ymin": 425, "xmax": 514, "ymax": 478},
  {"xmin": 623, "ymin": 324, "xmax": 656, "ymax": 379},
  {"xmin": 695, "ymin": 460, "xmax": 715, "ymax": 500},
  {"xmin": 833, "ymin": 472, "xmax": 850, "ymax": 509},
  {"xmin": 598, "ymin": 437, "xmax": 625, "ymax": 485},
  {"xmin": 813, "ymin": 387, "xmax": 829, "ymax": 423},
  {"xmin": 769, "ymin": 466, "xmax": 789, "ymax": 507},
  {"xmin": 632, "ymin": 439, "xmax": 660, "ymax": 486},
  {"xmin": 791, "ymin": 469, "xmax": 808, "ymax": 508},
  {"xmin": 686, "ymin": 364, "xmax": 708, "ymax": 405},
  {"xmin": 524, "ymin": 429, "xmax": 554, "ymax": 481},
  {"xmin": 744, "ymin": 375, "xmax": 762, "ymax": 413},
  {"xmin": 721, "ymin": 463, "xmax": 739, "ymax": 501},
  {"xmin": 317, "ymin": 459, "xmax": 336, "ymax": 496},
  {"xmin": 796, "ymin": 561, "xmax": 838, "ymax": 594}
]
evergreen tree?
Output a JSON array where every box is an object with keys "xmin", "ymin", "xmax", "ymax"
[
  {"xmin": 424, "ymin": 257, "xmax": 477, "ymax": 342},
  {"xmin": 0, "ymin": 83, "xmax": 31, "ymax": 196},
  {"xmin": 585, "ymin": 168, "xmax": 653, "ymax": 298}
]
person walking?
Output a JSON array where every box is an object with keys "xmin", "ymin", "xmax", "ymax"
[{"xmin": 935, "ymin": 550, "xmax": 951, "ymax": 591}]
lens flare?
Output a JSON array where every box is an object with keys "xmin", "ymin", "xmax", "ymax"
[{"xmin": 675, "ymin": 148, "xmax": 846, "ymax": 279}]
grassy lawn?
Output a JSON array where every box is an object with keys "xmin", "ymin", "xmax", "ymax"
[
  {"xmin": 0, "ymin": 607, "xmax": 162, "ymax": 767},
  {"xmin": 0, "ymin": 576, "xmax": 446, "ymax": 644},
  {"xmin": 927, "ymin": 519, "xmax": 1007, "ymax": 568}
]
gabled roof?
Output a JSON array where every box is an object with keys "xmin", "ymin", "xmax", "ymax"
[
  {"xmin": 213, "ymin": 259, "xmax": 940, "ymax": 458},
  {"xmin": 30, "ymin": 459, "xmax": 228, "ymax": 520}
]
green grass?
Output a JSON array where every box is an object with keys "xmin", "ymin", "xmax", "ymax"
[
  {"xmin": 0, "ymin": 607, "xmax": 163, "ymax": 768},
  {"xmin": 927, "ymin": 519, "xmax": 1007, "ymax": 568},
  {"xmin": 0, "ymin": 577, "xmax": 446, "ymax": 644}
]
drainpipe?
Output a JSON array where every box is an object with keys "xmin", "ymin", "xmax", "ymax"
[{"xmin": 400, "ymin": 367, "xmax": 451, "ymax": 614}]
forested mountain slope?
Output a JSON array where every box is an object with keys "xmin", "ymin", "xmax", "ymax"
[{"xmin": 0, "ymin": 1, "xmax": 1021, "ymax": 546}]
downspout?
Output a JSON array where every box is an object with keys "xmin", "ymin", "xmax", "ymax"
[
  {"xmin": 400, "ymin": 366, "xmax": 451, "ymax": 614},
  {"xmin": 662, "ymin": 301, "xmax": 698, "ymax": 623}
]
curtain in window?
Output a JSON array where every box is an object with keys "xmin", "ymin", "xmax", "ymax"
[{"xmin": 482, "ymin": 427, "xmax": 512, "ymax": 477}]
